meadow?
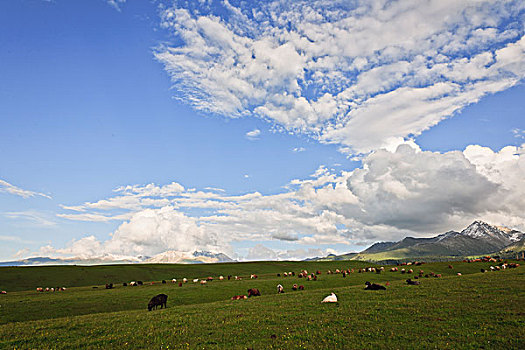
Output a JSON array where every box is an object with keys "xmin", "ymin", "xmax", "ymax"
[{"xmin": 0, "ymin": 260, "xmax": 524, "ymax": 349}]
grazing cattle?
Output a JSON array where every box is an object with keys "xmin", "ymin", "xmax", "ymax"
[
  {"xmin": 105, "ymin": 283, "xmax": 113, "ymax": 289},
  {"xmin": 457, "ymin": 273, "xmax": 462, "ymax": 276},
  {"xmin": 219, "ymin": 276, "xmax": 224, "ymax": 280},
  {"xmin": 390, "ymin": 267, "xmax": 398, "ymax": 272},
  {"xmin": 364, "ymin": 281, "xmax": 386, "ymax": 290},
  {"xmin": 207, "ymin": 277, "xmax": 214, "ymax": 281},
  {"xmin": 183, "ymin": 278, "xmax": 188, "ymax": 283},
  {"xmin": 172, "ymin": 279, "xmax": 177, "ymax": 283},
  {"xmin": 137, "ymin": 281, "xmax": 143, "ymax": 286},
  {"xmin": 129, "ymin": 281, "xmax": 137, "ymax": 286},
  {"xmin": 231, "ymin": 295, "xmax": 247, "ymax": 300},
  {"xmin": 122, "ymin": 282, "xmax": 127, "ymax": 286},
  {"xmin": 0, "ymin": 291, "xmax": 6, "ymax": 294},
  {"xmin": 277, "ymin": 284, "xmax": 284, "ymax": 294},
  {"xmin": 401, "ymin": 268, "xmax": 406, "ymax": 274},
  {"xmin": 162, "ymin": 280, "xmax": 166, "ymax": 284},
  {"xmin": 178, "ymin": 282, "xmax": 183, "ymax": 287},
  {"xmin": 250, "ymin": 274, "xmax": 258, "ymax": 279},
  {"xmin": 298, "ymin": 285, "xmax": 304, "ymax": 290},
  {"xmin": 277, "ymin": 273, "xmax": 281, "ymax": 277},
  {"xmin": 316, "ymin": 270, "xmax": 321, "ymax": 275},
  {"xmin": 406, "ymin": 279, "xmax": 420, "ymax": 285},
  {"xmin": 448, "ymin": 265, "xmax": 453, "ymax": 269},
  {"xmin": 147, "ymin": 294, "xmax": 168, "ymax": 311},
  {"xmin": 36, "ymin": 287, "xmax": 43, "ymax": 292},
  {"xmin": 292, "ymin": 284, "xmax": 298, "ymax": 291},
  {"xmin": 321, "ymin": 293, "xmax": 338, "ymax": 303},
  {"xmin": 342, "ymin": 272, "xmax": 346, "ymax": 278},
  {"xmin": 200, "ymin": 280, "xmax": 207, "ymax": 285},
  {"xmin": 407, "ymin": 269, "xmax": 413, "ymax": 274},
  {"xmin": 247, "ymin": 288, "xmax": 261, "ymax": 297}
]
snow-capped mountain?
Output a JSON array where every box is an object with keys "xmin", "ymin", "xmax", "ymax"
[
  {"xmin": 0, "ymin": 250, "xmax": 235, "ymax": 266},
  {"xmin": 346, "ymin": 221, "xmax": 524, "ymax": 262},
  {"xmin": 460, "ymin": 220, "xmax": 523, "ymax": 245},
  {"xmin": 143, "ymin": 251, "xmax": 235, "ymax": 264}
]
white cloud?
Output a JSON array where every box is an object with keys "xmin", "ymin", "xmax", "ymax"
[
  {"xmin": 245, "ymin": 129, "xmax": 261, "ymax": 140},
  {"xmin": 292, "ymin": 147, "xmax": 306, "ymax": 153},
  {"xmin": 155, "ymin": 0, "xmax": 525, "ymax": 154},
  {"xmin": 4, "ymin": 211, "xmax": 56, "ymax": 227},
  {"xmin": 107, "ymin": 0, "xmax": 126, "ymax": 12},
  {"xmin": 0, "ymin": 179, "xmax": 51, "ymax": 199},
  {"xmin": 512, "ymin": 128, "xmax": 525, "ymax": 139}
]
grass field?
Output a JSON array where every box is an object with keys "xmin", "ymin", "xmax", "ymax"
[{"xmin": 0, "ymin": 260, "xmax": 524, "ymax": 349}]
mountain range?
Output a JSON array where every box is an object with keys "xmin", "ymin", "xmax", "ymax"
[
  {"xmin": 322, "ymin": 221, "xmax": 525, "ymax": 263},
  {"xmin": 0, "ymin": 251, "xmax": 235, "ymax": 267}
]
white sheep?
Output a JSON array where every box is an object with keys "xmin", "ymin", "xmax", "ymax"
[
  {"xmin": 193, "ymin": 278, "xmax": 199, "ymax": 283},
  {"xmin": 322, "ymin": 293, "xmax": 338, "ymax": 303}
]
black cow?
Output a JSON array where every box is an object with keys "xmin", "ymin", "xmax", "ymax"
[
  {"xmin": 148, "ymin": 294, "xmax": 168, "ymax": 311},
  {"xmin": 406, "ymin": 279, "xmax": 420, "ymax": 285},
  {"xmin": 247, "ymin": 288, "xmax": 261, "ymax": 297},
  {"xmin": 364, "ymin": 281, "xmax": 386, "ymax": 290}
]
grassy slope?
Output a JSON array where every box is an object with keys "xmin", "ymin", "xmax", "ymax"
[
  {"xmin": 0, "ymin": 261, "xmax": 378, "ymax": 292},
  {"xmin": 0, "ymin": 261, "xmax": 524, "ymax": 349}
]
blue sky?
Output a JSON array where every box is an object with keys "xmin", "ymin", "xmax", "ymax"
[{"xmin": 0, "ymin": 0, "xmax": 524, "ymax": 261}]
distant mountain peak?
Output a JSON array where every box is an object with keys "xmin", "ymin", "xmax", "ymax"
[{"xmin": 460, "ymin": 221, "xmax": 523, "ymax": 242}]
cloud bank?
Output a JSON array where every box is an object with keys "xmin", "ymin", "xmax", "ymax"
[
  {"xmin": 39, "ymin": 143, "xmax": 525, "ymax": 260},
  {"xmin": 155, "ymin": 0, "xmax": 525, "ymax": 153}
]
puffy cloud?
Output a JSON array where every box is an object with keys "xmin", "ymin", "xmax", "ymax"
[
  {"xmin": 0, "ymin": 179, "xmax": 51, "ymax": 199},
  {"xmin": 155, "ymin": 0, "xmax": 524, "ymax": 153}
]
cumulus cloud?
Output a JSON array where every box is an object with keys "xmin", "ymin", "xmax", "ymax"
[
  {"xmin": 37, "ymin": 143, "xmax": 525, "ymax": 260},
  {"xmin": 155, "ymin": 0, "xmax": 525, "ymax": 153},
  {"xmin": 0, "ymin": 179, "xmax": 51, "ymax": 199}
]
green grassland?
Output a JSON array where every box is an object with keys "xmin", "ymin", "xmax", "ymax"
[{"xmin": 0, "ymin": 260, "xmax": 524, "ymax": 349}]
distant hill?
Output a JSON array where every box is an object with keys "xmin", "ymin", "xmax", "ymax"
[
  {"xmin": 497, "ymin": 237, "xmax": 525, "ymax": 259},
  {"xmin": 315, "ymin": 221, "xmax": 524, "ymax": 263},
  {"xmin": 0, "ymin": 256, "xmax": 138, "ymax": 267}
]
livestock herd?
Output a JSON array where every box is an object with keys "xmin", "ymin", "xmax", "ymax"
[{"xmin": 1, "ymin": 258, "xmax": 519, "ymax": 308}]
